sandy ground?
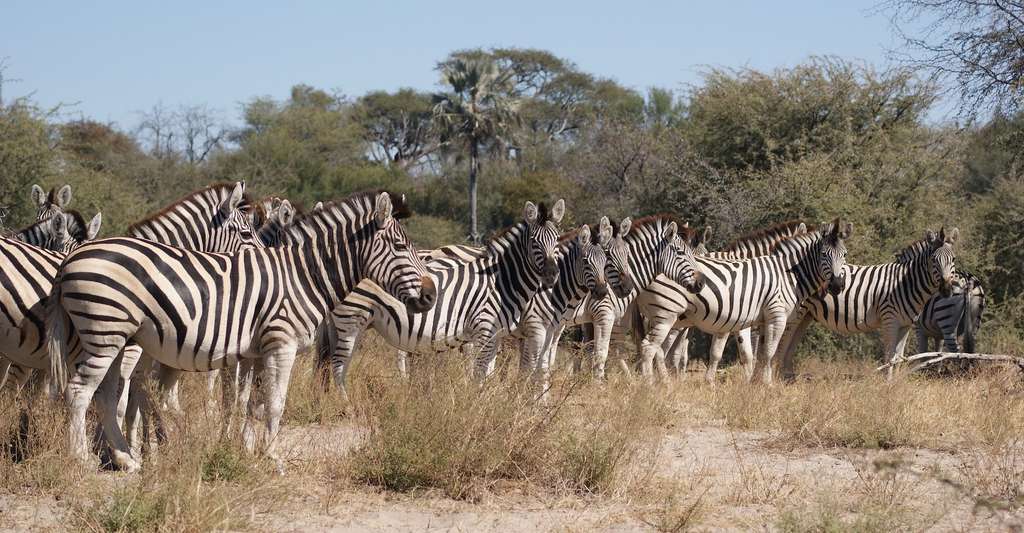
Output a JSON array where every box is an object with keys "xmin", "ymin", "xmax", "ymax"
[{"xmin": 3, "ymin": 420, "xmax": 1022, "ymax": 532}]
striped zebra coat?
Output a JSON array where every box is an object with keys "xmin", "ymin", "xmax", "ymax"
[
  {"xmin": 775, "ymin": 228, "xmax": 959, "ymax": 379},
  {"xmin": 566, "ymin": 216, "xmax": 706, "ymax": 378},
  {"xmin": 633, "ymin": 220, "xmax": 852, "ymax": 384},
  {"xmin": 915, "ymin": 269, "xmax": 984, "ymax": 354},
  {"xmin": 48, "ymin": 191, "xmax": 435, "ymax": 472},
  {"xmin": 319, "ymin": 200, "xmax": 569, "ymax": 398},
  {"xmin": 0, "ymin": 211, "xmax": 102, "ymax": 390},
  {"xmin": 659, "ymin": 221, "xmax": 809, "ymax": 376}
]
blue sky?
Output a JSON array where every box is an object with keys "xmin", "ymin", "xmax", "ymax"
[{"xmin": 3, "ymin": 1, "xmax": 904, "ymax": 128}]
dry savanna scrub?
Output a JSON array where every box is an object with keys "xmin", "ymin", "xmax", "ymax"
[{"xmin": 1, "ymin": 333, "xmax": 1022, "ymax": 531}]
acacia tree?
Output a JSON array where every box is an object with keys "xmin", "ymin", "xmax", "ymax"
[
  {"xmin": 885, "ymin": 0, "xmax": 1024, "ymax": 117},
  {"xmin": 432, "ymin": 58, "xmax": 519, "ymax": 243}
]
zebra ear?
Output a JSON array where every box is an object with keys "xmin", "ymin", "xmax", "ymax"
[
  {"xmin": 577, "ymin": 224, "xmax": 591, "ymax": 244},
  {"xmin": 313, "ymin": 201, "xmax": 324, "ymax": 213},
  {"xmin": 49, "ymin": 212, "xmax": 68, "ymax": 240},
  {"xmin": 925, "ymin": 229, "xmax": 939, "ymax": 246},
  {"xmin": 702, "ymin": 226, "xmax": 713, "ymax": 245},
  {"xmin": 278, "ymin": 200, "xmax": 296, "ymax": 226},
  {"xmin": 86, "ymin": 213, "xmax": 102, "ymax": 240},
  {"xmin": 664, "ymin": 221, "xmax": 678, "ymax": 241},
  {"xmin": 31, "ymin": 184, "xmax": 45, "ymax": 207},
  {"xmin": 945, "ymin": 227, "xmax": 959, "ymax": 244},
  {"xmin": 55, "ymin": 184, "xmax": 72, "ymax": 209},
  {"xmin": 840, "ymin": 222, "xmax": 852, "ymax": 240},
  {"xmin": 797, "ymin": 222, "xmax": 807, "ymax": 234},
  {"xmin": 375, "ymin": 192, "xmax": 394, "ymax": 225},
  {"xmin": 619, "ymin": 217, "xmax": 632, "ymax": 237},
  {"xmin": 524, "ymin": 201, "xmax": 539, "ymax": 224},
  {"xmin": 221, "ymin": 182, "xmax": 245, "ymax": 216},
  {"xmin": 598, "ymin": 217, "xmax": 612, "ymax": 246},
  {"xmin": 550, "ymin": 199, "xmax": 566, "ymax": 224}
]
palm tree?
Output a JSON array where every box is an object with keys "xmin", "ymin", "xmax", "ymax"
[{"xmin": 432, "ymin": 58, "xmax": 519, "ymax": 243}]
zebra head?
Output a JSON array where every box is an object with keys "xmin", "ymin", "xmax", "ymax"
[
  {"xmin": 525, "ymin": 199, "xmax": 565, "ymax": 289},
  {"xmin": 656, "ymin": 222, "xmax": 705, "ymax": 293},
  {"xmin": 818, "ymin": 218, "xmax": 853, "ymax": 295},
  {"xmin": 255, "ymin": 198, "xmax": 297, "ymax": 247},
  {"xmin": 31, "ymin": 184, "xmax": 72, "ymax": 221},
  {"xmin": 209, "ymin": 182, "xmax": 265, "ymax": 252},
  {"xmin": 573, "ymin": 224, "xmax": 609, "ymax": 298},
  {"xmin": 927, "ymin": 227, "xmax": 959, "ymax": 297},
  {"xmin": 599, "ymin": 216, "xmax": 634, "ymax": 297},
  {"xmin": 14, "ymin": 210, "xmax": 102, "ymax": 253},
  {"xmin": 364, "ymin": 192, "xmax": 437, "ymax": 313}
]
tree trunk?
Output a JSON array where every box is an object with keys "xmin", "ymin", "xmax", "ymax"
[{"xmin": 469, "ymin": 140, "xmax": 480, "ymax": 244}]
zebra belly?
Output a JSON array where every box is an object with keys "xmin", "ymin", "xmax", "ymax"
[{"xmin": 131, "ymin": 320, "xmax": 255, "ymax": 372}]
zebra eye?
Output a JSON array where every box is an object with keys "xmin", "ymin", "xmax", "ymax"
[{"xmin": 395, "ymin": 242, "xmax": 408, "ymax": 251}]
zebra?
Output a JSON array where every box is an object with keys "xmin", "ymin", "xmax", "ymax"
[
  {"xmin": 30, "ymin": 184, "xmax": 73, "ymax": 221},
  {"xmin": 659, "ymin": 221, "xmax": 809, "ymax": 376},
  {"xmin": 48, "ymin": 190, "xmax": 436, "ymax": 472},
  {"xmin": 915, "ymin": 269, "xmax": 985, "ymax": 354},
  {"xmin": 632, "ymin": 219, "xmax": 852, "ymax": 384},
  {"xmin": 318, "ymin": 200, "xmax": 587, "ymax": 399},
  {"xmin": 509, "ymin": 222, "xmax": 612, "ymax": 394},
  {"xmin": 0, "ymin": 211, "xmax": 103, "ymax": 392},
  {"xmin": 775, "ymin": 228, "xmax": 959, "ymax": 379},
  {"xmin": 568, "ymin": 216, "xmax": 708, "ymax": 379}
]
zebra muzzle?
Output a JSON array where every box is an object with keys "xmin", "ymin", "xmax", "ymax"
[
  {"xmin": 592, "ymin": 279, "xmax": 608, "ymax": 298},
  {"xmin": 612, "ymin": 274, "xmax": 634, "ymax": 297},
  {"xmin": 541, "ymin": 258, "xmax": 558, "ymax": 288},
  {"xmin": 406, "ymin": 276, "xmax": 437, "ymax": 313},
  {"xmin": 684, "ymin": 272, "xmax": 706, "ymax": 293},
  {"xmin": 827, "ymin": 274, "xmax": 846, "ymax": 295}
]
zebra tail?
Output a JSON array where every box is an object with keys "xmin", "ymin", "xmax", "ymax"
[
  {"xmin": 314, "ymin": 319, "xmax": 337, "ymax": 389},
  {"xmin": 46, "ymin": 279, "xmax": 71, "ymax": 398},
  {"xmin": 630, "ymin": 304, "xmax": 646, "ymax": 370}
]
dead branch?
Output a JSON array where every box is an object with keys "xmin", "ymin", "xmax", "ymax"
[{"xmin": 877, "ymin": 352, "xmax": 1024, "ymax": 373}]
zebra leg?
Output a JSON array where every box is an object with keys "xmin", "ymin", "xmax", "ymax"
[
  {"xmin": 705, "ymin": 333, "xmax": 729, "ymax": 384},
  {"xmin": 915, "ymin": 325, "xmax": 930, "ymax": 355},
  {"xmin": 590, "ymin": 312, "xmax": 615, "ymax": 379},
  {"xmin": 396, "ymin": 351, "xmax": 410, "ymax": 378},
  {"xmin": 93, "ymin": 351, "xmax": 140, "ymax": 472},
  {"xmin": 662, "ymin": 328, "xmax": 681, "ymax": 373},
  {"xmin": 156, "ymin": 365, "xmax": 183, "ymax": 414},
  {"xmin": 776, "ymin": 311, "xmax": 812, "ymax": 381},
  {"xmin": 66, "ymin": 347, "xmax": 129, "ymax": 469},
  {"xmin": 254, "ymin": 346, "xmax": 298, "ymax": 473},
  {"xmin": 664, "ymin": 327, "xmax": 691, "ymax": 376},
  {"xmin": 752, "ymin": 315, "xmax": 787, "ymax": 385},
  {"xmin": 881, "ymin": 317, "xmax": 907, "ymax": 379},
  {"xmin": 734, "ymin": 328, "xmax": 755, "ymax": 381},
  {"xmin": 639, "ymin": 320, "xmax": 673, "ymax": 382}
]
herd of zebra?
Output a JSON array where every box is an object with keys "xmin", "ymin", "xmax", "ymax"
[{"xmin": 0, "ymin": 181, "xmax": 984, "ymax": 472}]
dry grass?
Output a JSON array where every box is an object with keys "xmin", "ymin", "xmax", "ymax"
[{"xmin": 1, "ymin": 337, "xmax": 1023, "ymax": 530}]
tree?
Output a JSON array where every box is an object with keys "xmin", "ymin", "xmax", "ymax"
[
  {"xmin": 355, "ymin": 89, "xmax": 437, "ymax": 170},
  {"xmin": 884, "ymin": 0, "xmax": 1024, "ymax": 117},
  {"xmin": 432, "ymin": 58, "xmax": 519, "ymax": 243}
]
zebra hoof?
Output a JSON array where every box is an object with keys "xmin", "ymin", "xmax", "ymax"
[{"xmin": 112, "ymin": 451, "xmax": 141, "ymax": 473}]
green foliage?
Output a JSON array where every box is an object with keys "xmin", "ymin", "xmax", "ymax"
[{"xmin": 0, "ymin": 101, "xmax": 56, "ymax": 227}]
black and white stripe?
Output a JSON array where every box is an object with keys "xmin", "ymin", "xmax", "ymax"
[
  {"xmin": 915, "ymin": 269, "xmax": 985, "ymax": 353},
  {"xmin": 30, "ymin": 184, "xmax": 73, "ymax": 222},
  {"xmin": 48, "ymin": 191, "xmax": 435, "ymax": 471},
  {"xmin": 776, "ymin": 228, "xmax": 959, "ymax": 379},
  {"xmin": 320, "ymin": 200, "xmax": 570, "ymax": 398},
  {"xmin": 632, "ymin": 219, "xmax": 852, "ymax": 384}
]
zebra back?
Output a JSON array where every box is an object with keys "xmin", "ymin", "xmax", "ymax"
[
  {"xmin": 128, "ymin": 182, "xmax": 263, "ymax": 253},
  {"xmin": 708, "ymin": 220, "xmax": 809, "ymax": 259}
]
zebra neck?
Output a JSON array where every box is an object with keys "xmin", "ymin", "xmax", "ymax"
[
  {"xmin": 485, "ymin": 223, "xmax": 545, "ymax": 316},
  {"xmin": 623, "ymin": 224, "xmax": 666, "ymax": 292},
  {"xmin": 775, "ymin": 235, "xmax": 829, "ymax": 300},
  {"xmin": 281, "ymin": 234, "xmax": 363, "ymax": 321},
  {"xmin": 541, "ymin": 240, "xmax": 588, "ymax": 310}
]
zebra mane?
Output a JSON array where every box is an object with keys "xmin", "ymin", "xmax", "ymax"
[
  {"xmin": 128, "ymin": 182, "xmax": 257, "ymax": 233},
  {"xmin": 486, "ymin": 202, "xmax": 552, "ymax": 246},
  {"xmin": 62, "ymin": 210, "xmax": 91, "ymax": 243},
  {"xmin": 723, "ymin": 220, "xmax": 811, "ymax": 252},
  {"xmin": 283, "ymin": 190, "xmax": 410, "ymax": 243},
  {"xmin": 629, "ymin": 214, "xmax": 698, "ymax": 244},
  {"xmin": 893, "ymin": 239, "xmax": 936, "ymax": 264}
]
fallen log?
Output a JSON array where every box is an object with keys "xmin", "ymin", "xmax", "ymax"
[{"xmin": 877, "ymin": 352, "xmax": 1024, "ymax": 374}]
